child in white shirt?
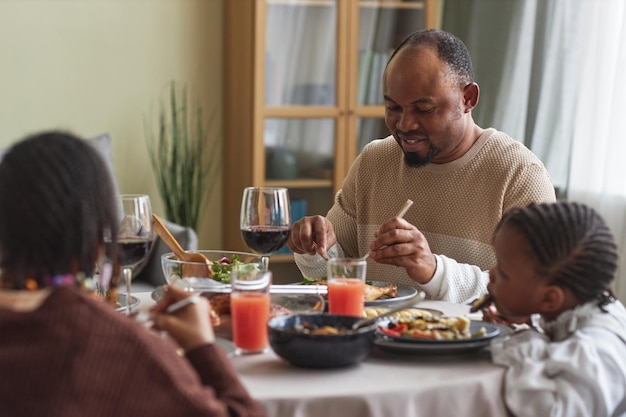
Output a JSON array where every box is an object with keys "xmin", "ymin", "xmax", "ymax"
[{"xmin": 486, "ymin": 201, "xmax": 626, "ymax": 417}]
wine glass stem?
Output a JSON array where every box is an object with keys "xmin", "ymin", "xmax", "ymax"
[
  {"xmin": 123, "ymin": 267, "xmax": 133, "ymax": 315},
  {"xmin": 261, "ymin": 255, "xmax": 269, "ymax": 272}
]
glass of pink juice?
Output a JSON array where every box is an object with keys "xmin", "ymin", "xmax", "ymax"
[
  {"xmin": 230, "ymin": 269, "xmax": 272, "ymax": 355},
  {"xmin": 327, "ymin": 258, "xmax": 367, "ymax": 317}
]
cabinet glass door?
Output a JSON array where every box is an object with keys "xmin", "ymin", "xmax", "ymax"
[
  {"xmin": 357, "ymin": 118, "xmax": 389, "ymax": 152},
  {"xmin": 266, "ymin": 1, "xmax": 338, "ymax": 107},
  {"xmin": 265, "ymin": 118, "xmax": 336, "ymax": 182},
  {"xmin": 357, "ymin": 1, "xmax": 426, "ymax": 106}
]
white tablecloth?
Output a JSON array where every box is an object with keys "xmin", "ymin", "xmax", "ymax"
[{"xmin": 133, "ymin": 293, "xmax": 509, "ymax": 417}]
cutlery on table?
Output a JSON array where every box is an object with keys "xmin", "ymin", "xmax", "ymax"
[
  {"xmin": 312, "ymin": 241, "xmax": 329, "ymax": 260},
  {"xmin": 152, "ymin": 283, "xmax": 328, "ymax": 300},
  {"xmin": 183, "ymin": 284, "xmax": 328, "ymax": 295},
  {"xmin": 133, "ymin": 293, "xmax": 201, "ymax": 328}
]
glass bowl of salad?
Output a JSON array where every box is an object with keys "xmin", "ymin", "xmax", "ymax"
[{"xmin": 161, "ymin": 250, "xmax": 262, "ymax": 291}]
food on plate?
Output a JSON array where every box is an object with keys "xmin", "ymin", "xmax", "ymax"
[
  {"xmin": 363, "ymin": 283, "xmax": 397, "ymax": 301},
  {"xmin": 206, "ymin": 293, "xmax": 231, "ymax": 316},
  {"xmin": 469, "ymin": 293, "xmax": 494, "ymax": 313},
  {"xmin": 292, "ymin": 321, "xmax": 349, "ymax": 336},
  {"xmin": 362, "ymin": 307, "xmax": 436, "ymax": 319},
  {"xmin": 379, "ymin": 316, "xmax": 487, "ymax": 340},
  {"xmin": 270, "ymin": 303, "xmax": 293, "ymax": 317},
  {"xmin": 301, "ymin": 278, "xmax": 398, "ymax": 301},
  {"xmin": 203, "ymin": 293, "xmax": 292, "ymax": 323},
  {"xmin": 208, "ymin": 308, "xmax": 221, "ymax": 327}
]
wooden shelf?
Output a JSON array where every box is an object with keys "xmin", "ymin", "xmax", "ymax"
[
  {"xmin": 269, "ymin": 254, "xmax": 295, "ymax": 263},
  {"xmin": 268, "ymin": 0, "xmax": 336, "ymax": 7},
  {"xmin": 264, "ymin": 106, "xmax": 342, "ymax": 118},
  {"xmin": 360, "ymin": 1, "xmax": 425, "ymax": 10},
  {"xmin": 265, "ymin": 179, "xmax": 333, "ymax": 189},
  {"xmin": 268, "ymin": 0, "xmax": 426, "ymax": 8},
  {"xmin": 353, "ymin": 105, "xmax": 386, "ymax": 117}
]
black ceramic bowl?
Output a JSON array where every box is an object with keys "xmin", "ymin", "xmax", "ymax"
[{"xmin": 268, "ymin": 314, "xmax": 376, "ymax": 369}]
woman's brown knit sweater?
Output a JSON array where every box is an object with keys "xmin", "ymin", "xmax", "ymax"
[{"xmin": 0, "ymin": 286, "xmax": 265, "ymax": 417}]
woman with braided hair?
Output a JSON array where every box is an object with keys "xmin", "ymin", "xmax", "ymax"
[
  {"xmin": 0, "ymin": 131, "xmax": 265, "ymax": 417},
  {"xmin": 486, "ymin": 201, "xmax": 626, "ymax": 417}
]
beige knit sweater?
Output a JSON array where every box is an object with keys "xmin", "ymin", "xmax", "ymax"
[{"xmin": 295, "ymin": 128, "xmax": 556, "ymax": 303}]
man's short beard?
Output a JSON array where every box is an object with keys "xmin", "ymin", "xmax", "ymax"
[{"xmin": 403, "ymin": 147, "xmax": 439, "ymax": 168}]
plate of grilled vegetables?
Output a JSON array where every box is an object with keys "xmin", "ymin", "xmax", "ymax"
[{"xmin": 374, "ymin": 313, "xmax": 503, "ymax": 355}]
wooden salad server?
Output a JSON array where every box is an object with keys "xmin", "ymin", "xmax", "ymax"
[{"xmin": 152, "ymin": 214, "xmax": 212, "ymax": 278}]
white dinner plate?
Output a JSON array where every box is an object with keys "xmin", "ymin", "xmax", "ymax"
[
  {"xmin": 365, "ymin": 281, "xmax": 419, "ymax": 307},
  {"xmin": 374, "ymin": 321, "xmax": 505, "ymax": 355}
]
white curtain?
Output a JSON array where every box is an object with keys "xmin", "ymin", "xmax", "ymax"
[
  {"xmin": 566, "ymin": 1, "xmax": 626, "ymax": 301},
  {"xmin": 443, "ymin": 0, "xmax": 626, "ymax": 300},
  {"xmin": 264, "ymin": 5, "xmax": 337, "ymax": 171}
]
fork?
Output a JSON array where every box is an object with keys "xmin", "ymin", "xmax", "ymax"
[
  {"xmin": 312, "ymin": 241, "xmax": 329, "ymax": 260},
  {"xmin": 359, "ymin": 199, "xmax": 414, "ymax": 261},
  {"xmin": 132, "ymin": 294, "xmax": 201, "ymax": 328}
]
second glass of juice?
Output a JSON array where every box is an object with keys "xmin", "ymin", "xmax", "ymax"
[
  {"xmin": 230, "ymin": 269, "xmax": 272, "ymax": 355},
  {"xmin": 327, "ymin": 258, "xmax": 367, "ymax": 317}
]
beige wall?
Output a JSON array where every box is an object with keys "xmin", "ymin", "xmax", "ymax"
[{"xmin": 0, "ymin": 0, "xmax": 224, "ymax": 249}]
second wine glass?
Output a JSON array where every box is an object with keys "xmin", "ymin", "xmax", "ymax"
[
  {"xmin": 240, "ymin": 187, "xmax": 291, "ymax": 271},
  {"xmin": 117, "ymin": 194, "xmax": 154, "ymax": 314}
]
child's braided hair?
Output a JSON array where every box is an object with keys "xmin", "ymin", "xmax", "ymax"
[{"xmin": 496, "ymin": 201, "xmax": 618, "ymax": 307}]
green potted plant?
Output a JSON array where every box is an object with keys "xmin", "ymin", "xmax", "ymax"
[{"xmin": 144, "ymin": 81, "xmax": 220, "ymax": 232}]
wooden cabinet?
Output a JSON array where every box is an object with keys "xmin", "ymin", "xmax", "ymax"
[{"xmin": 223, "ymin": 0, "xmax": 439, "ymax": 282}]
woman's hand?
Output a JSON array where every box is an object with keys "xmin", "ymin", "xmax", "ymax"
[{"xmin": 150, "ymin": 286, "xmax": 215, "ymax": 352}]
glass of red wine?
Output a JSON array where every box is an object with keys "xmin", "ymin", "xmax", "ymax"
[
  {"xmin": 240, "ymin": 187, "xmax": 291, "ymax": 271},
  {"xmin": 117, "ymin": 194, "xmax": 153, "ymax": 314}
]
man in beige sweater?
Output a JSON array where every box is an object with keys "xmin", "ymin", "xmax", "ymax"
[{"xmin": 288, "ymin": 29, "xmax": 556, "ymax": 304}]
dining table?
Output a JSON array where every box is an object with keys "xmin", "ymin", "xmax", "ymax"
[{"xmin": 132, "ymin": 292, "xmax": 510, "ymax": 417}]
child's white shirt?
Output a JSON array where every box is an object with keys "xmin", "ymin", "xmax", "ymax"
[{"xmin": 491, "ymin": 300, "xmax": 626, "ymax": 417}]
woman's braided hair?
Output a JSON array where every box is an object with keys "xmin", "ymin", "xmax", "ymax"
[
  {"xmin": 0, "ymin": 131, "xmax": 119, "ymax": 289},
  {"xmin": 497, "ymin": 201, "xmax": 618, "ymax": 307}
]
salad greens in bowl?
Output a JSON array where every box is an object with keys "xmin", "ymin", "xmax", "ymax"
[{"xmin": 161, "ymin": 250, "xmax": 262, "ymax": 290}]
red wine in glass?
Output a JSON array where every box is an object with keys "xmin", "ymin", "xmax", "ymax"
[
  {"xmin": 240, "ymin": 187, "xmax": 291, "ymax": 271},
  {"xmin": 241, "ymin": 226, "xmax": 290, "ymax": 255},
  {"xmin": 118, "ymin": 237, "xmax": 151, "ymax": 267}
]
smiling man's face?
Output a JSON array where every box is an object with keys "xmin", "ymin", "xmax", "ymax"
[{"xmin": 383, "ymin": 45, "xmax": 475, "ymax": 167}]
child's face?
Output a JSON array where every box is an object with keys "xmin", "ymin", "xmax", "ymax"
[{"xmin": 488, "ymin": 223, "xmax": 548, "ymax": 318}]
